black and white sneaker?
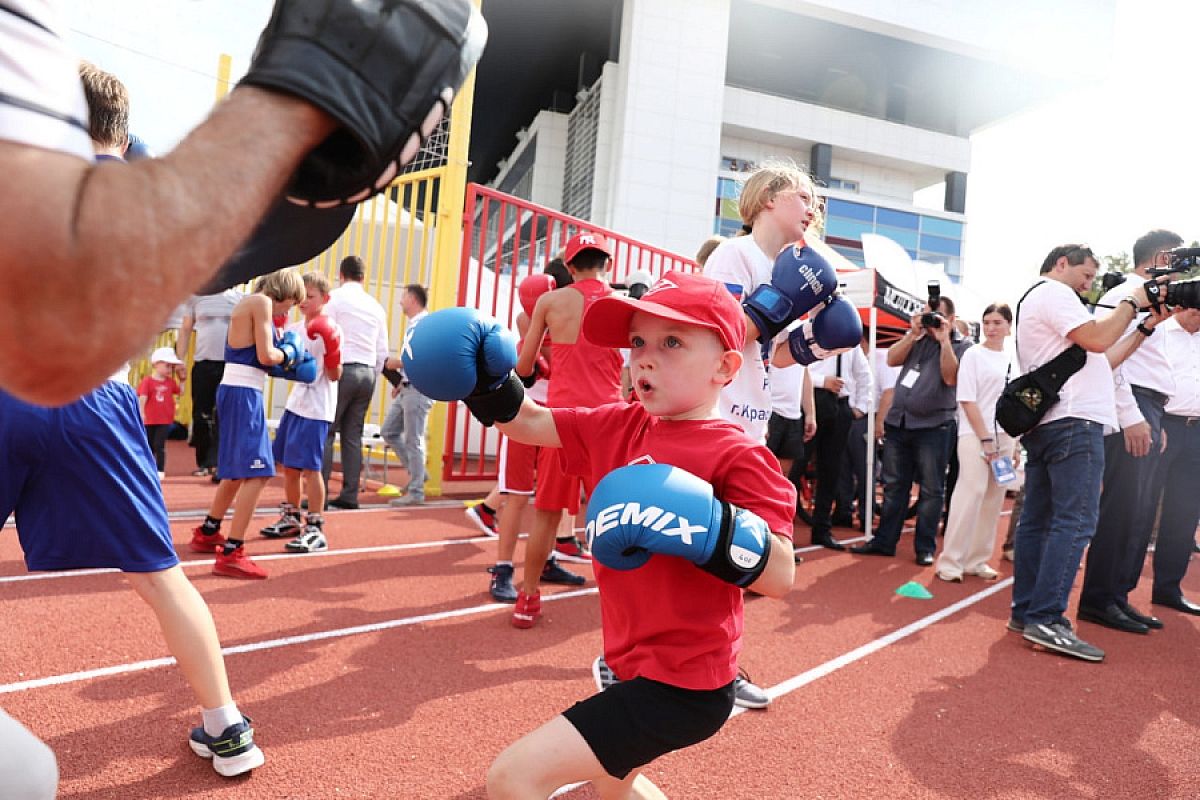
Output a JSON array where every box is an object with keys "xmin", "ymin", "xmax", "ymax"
[
  {"xmin": 285, "ymin": 525, "xmax": 328, "ymax": 553},
  {"xmin": 189, "ymin": 716, "xmax": 265, "ymax": 777},
  {"xmin": 733, "ymin": 669, "xmax": 771, "ymax": 709},
  {"xmin": 1023, "ymin": 620, "xmax": 1105, "ymax": 662},
  {"xmin": 261, "ymin": 505, "xmax": 301, "ymax": 539},
  {"xmin": 592, "ymin": 655, "xmax": 619, "ymax": 692}
]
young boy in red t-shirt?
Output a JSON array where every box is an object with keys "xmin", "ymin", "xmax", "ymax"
[
  {"xmin": 402, "ymin": 271, "xmax": 797, "ymax": 797},
  {"xmin": 137, "ymin": 346, "xmax": 185, "ymax": 478}
]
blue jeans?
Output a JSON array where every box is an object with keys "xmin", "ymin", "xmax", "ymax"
[
  {"xmin": 1012, "ymin": 418, "xmax": 1105, "ymax": 626},
  {"xmin": 381, "ymin": 385, "xmax": 434, "ymax": 499},
  {"xmin": 873, "ymin": 422, "xmax": 953, "ymax": 555}
]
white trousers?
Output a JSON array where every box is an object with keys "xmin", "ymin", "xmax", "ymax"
[{"xmin": 936, "ymin": 432, "xmax": 1015, "ymax": 578}]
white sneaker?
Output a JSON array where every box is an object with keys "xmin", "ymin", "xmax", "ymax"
[{"xmin": 285, "ymin": 526, "xmax": 328, "ymax": 553}]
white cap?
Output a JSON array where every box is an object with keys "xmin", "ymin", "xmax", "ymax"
[{"xmin": 150, "ymin": 346, "xmax": 183, "ymax": 365}]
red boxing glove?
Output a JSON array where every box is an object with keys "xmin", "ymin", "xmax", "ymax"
[
  {"xmin": 273, "ymin": 313, "xmax": 289, "ymax": 330},
  {"xmin": 535, "ymin": 354, "xmax": 551, "ymax": 382},
  {"xmin": 306, "ymin": 315, "xmax": 342, "ymax": 371}
]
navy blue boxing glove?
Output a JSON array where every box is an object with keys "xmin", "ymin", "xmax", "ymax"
[
  {"xmin": 786, "ymin": 295, "xmax": 863, "ymax": 366},
  {"xmin": 585, "ymin": 464, "xmax": 774, "ymax": 587},
  {"xmin": 401, "ymin": 307, "xmax": 525, "ymax": 426},
  {"xmin": 743, "ymin": 242, "xmax": 838, "ymax": 343}
]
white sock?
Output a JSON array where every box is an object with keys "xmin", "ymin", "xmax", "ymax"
[
  {"xmin": 202, "ymin": 703, "xmax": 242, "ymax": 737},
  {"xmin": 496, "ymin": 560, "xmax": 513, "ymax": 568}
]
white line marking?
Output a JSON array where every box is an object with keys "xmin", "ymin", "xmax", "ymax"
[{"xmin": 0, "ymin": 588, "xmax": 599, "ymax": 695}]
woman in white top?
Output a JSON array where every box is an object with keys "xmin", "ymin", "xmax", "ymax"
[{"xmin": 936, "ymin": 304, "xmax": 1018, "ymax": 582}]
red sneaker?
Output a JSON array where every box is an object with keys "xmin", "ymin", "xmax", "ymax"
[
  {"xmin": 554, "ymin": 536, "xmax": 592, "ymax": 563},
  {"xmin": 213, "ymin": 546, "xmax": 268, "ymax": 579},
  {"xmin": 190, "ymin": 526, "xmax": 227, "ymax": 554},
  {"xmin": 511, "ymin": 590, "xmax": 542, "ymax": 629}
]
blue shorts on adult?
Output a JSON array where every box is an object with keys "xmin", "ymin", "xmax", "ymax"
[
  {"xmin": 216, "ymin": 384, "xmax": 275, "ymax": 480},
  {"xmin": 0, "ymin": 382, "xmax": 178, "ymax": 572},
  {"xmin": 272, "ymin": 410, "xmax": 330, "ymax": 472}
]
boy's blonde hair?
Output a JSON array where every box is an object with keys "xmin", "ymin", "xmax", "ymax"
[
  {"xmin": 302, "ymin": 271, "xmax": 332, "ymax": 295},
  {"xmin": 253, "ymin": 268, "xmax": 306, "ymax": 303},
  {"xmin": 737, "ymin": 159, "xmax": 824, "ymax": 234}
]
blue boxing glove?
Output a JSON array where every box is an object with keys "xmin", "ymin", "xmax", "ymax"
[
  {"xmin": 267, "ymin": 349, "xmax": 318, "ymax": 383},
  {"xmin": 585, "ymin": 464, "xmax": 774, "ymax": 588},
  {"xmin": 743, "ymin": 242, "xmax": 838, "ymax": 343},
  {"xmin": 786, "ymin": 295, "xmax": 863, "ymax": 366},
  {"xmin": 401, "ymin": 307, "xmax": 525, "ymax": 426},
  {"xmin": 276, "ymin": 330, "xmax": 305, "ymax": 369}
]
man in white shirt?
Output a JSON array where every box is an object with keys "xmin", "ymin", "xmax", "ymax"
[
  {"xmin": 1144, "ymin": 309, "xmax": 1200, "ymax": 615},
  {"xmin": 322, "ymin": 255, "xmax": 390, "ymax": 509},
  {"xmin": 382, "ymin": 285, "xmax": 435, "ymax": 506},
  {"xmin": 807, "ymin": 338, "xmax": 873, "ymax": 549},
  {"xmin": 1079, "ymin": 229, "xmax": 1182, "ymax": 635},
  {"xmin": 1010, "ymin": 244, "xmax": 1151, "ymax": 663}
]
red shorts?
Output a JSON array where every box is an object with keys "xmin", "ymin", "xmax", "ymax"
[
  {"xmin": 534, "ymin": 446, "xmax": 582, "ymax": 514},
  {"xmin": 498, "ymin": 436, "xmax": 537, "ymax": 495}
]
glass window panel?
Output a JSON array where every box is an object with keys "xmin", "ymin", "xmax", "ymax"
[
  {"xmin": 876, "ymin": 208, "xmax": 919, "ymax": 230},
  {"xmin": 872, "ymin": 225, "xmax": 919, "ymax": 250},
  {"xmin": 919, "ymin": 234, "xmax": 962, "ymax": 256},
  {"xmin": 719, "ymin": 198, "xmax": 740, "ymax": 220},
  {"xmin": 827, "ymin": 198, "xmax": 874, "ymax": 222},
  {"xmin": 920, "ymin": 216, "xmax": 964, "ymax": 239},
  {"xmin": 825, "ymin": 217, "xmax": 874, "ymax": 241}
]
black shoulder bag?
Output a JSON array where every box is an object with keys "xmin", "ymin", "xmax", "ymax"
[{"xmin": 994, "ymin": 281, "xmax": 1088, "ymax": 437}]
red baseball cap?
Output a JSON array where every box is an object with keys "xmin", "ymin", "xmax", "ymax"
[
  {"xmin": 563, "ymin": 231, "xmax": 613, "ymax": 265},
  {"xmin": 582, "ymin": 270, "xmax": 745, "ymax": 353}
]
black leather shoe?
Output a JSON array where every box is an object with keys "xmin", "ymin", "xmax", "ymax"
[
  {"xmin": 1152, "ymin": 594, "xmax": 1200, "ymax": 615},
  {"xmin": 1078, "ymin": 603, "xmax": 1150, "ymax": 634},
  {"xmin": 850, "ymin": 542, "xmax": 895, "ymax": 557},
  {"xmin": 1117, "ymin": 600, "xmax": 1163, "ymax": 629},
  {"xmin": 915, "ymin": 552, "xmax": 934, "ymax": 567},
  {"xmin": 327, "ymin": 497, "xmax": 359, "ymax": 510},
  {"xmin": 812, "ymin": 535, "xmax": 847, "ymax": 552}
]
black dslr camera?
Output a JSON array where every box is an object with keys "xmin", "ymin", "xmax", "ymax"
[
  {"xmin": 1146, "ymin": 247, "xmax": 1200, "ymax": 310},
  {"xmin": 921, "ymin": 280, "xmax": 942, "ymax": 328}
]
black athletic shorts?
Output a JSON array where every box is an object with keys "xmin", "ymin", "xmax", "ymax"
[
  {"xmin": 766, "ymin": 411, "xmax": 806, "ymax": 461},
  {"xmin": 562, "ymin": 676, "xmax": 736, "ymax": 779}
]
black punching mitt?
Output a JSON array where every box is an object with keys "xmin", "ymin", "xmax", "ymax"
[{"xmin": 240, "ymin": 0, "xmax": 488, "ymax": 209}]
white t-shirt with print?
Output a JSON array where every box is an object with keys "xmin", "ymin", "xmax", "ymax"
[
  {"xmin": 954, "ymin": 344, "xmax": 1015, "ymax": 437},
  {"xmin": 703, "ymin": 235, "xmax": 776, "ymax": 442},
  {"xmin": 282, "ymin": 319, "xmax": 342, "ymax": 422},
  {"xmin": 1016, "ymin": 279, "xmax": 1115, "ymax": 428}
]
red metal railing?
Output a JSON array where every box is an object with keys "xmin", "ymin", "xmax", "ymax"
[{"xmin": 444, "ymin": 183, "xmax": 696, "ymax": 481}]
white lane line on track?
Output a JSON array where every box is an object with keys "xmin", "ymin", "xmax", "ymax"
[{"xmin": 0, "ymin": 587, "xmax": 599, "ymax": 695}]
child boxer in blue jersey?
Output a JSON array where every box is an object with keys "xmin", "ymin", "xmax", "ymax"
[{"xmin": 191, "ymin": 268, "xmax": 307, "ymax": 579}]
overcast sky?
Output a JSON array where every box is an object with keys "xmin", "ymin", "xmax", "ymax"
[{"xmin": 960, "ymin": 0, "xmax": 1200, "ymax": 306}]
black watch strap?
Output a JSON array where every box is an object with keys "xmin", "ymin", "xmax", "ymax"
[{"xmin": 1137, "ymin": 322, "xmax": 1155, "ymax": 337}]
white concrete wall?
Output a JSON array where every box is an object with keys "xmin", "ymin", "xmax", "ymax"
[
  {"xmin": 530, "ymin": 112, "xmax": 568, "ymax": 209},
  {"xmin": 601, "ymin": 0, "xmax": 731, "ymax": 256},
  {"xmin": 723, "ymin": 87, "xmax": 971, "ymax": 178},
  {"xmin": 747, "ymin": 0, "xmax": 1114, "ymax": 80}
]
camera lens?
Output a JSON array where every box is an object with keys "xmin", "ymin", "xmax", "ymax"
[
  {"xmin": 921, "ymin": 312, "xmax": 941, "ymax": 328},
  {"xmin": 1165, "ymin": 278, "xmax": 1200, "ymax": 310}
]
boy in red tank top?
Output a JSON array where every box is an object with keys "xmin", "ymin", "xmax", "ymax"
[{"xmin": 510, "ymin": 232, "xmax": 624, "ymax": 627}]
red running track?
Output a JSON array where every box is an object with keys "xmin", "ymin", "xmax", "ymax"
[{"xmin": 2, "ymin": 460, "xmax": 1200, "ymax": 799}]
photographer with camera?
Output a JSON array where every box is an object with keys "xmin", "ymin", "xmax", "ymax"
[
  {"xmin": 1008, "ymin": 244, "xmax": 1156, "ymax": 663},
  {"xmin": 1079, "ymin": 230, "xmax": 1183, "ymax": 635},
  {"xmin": 850, "ymin": 282, "xmax": 971, "ymax": 565}
]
